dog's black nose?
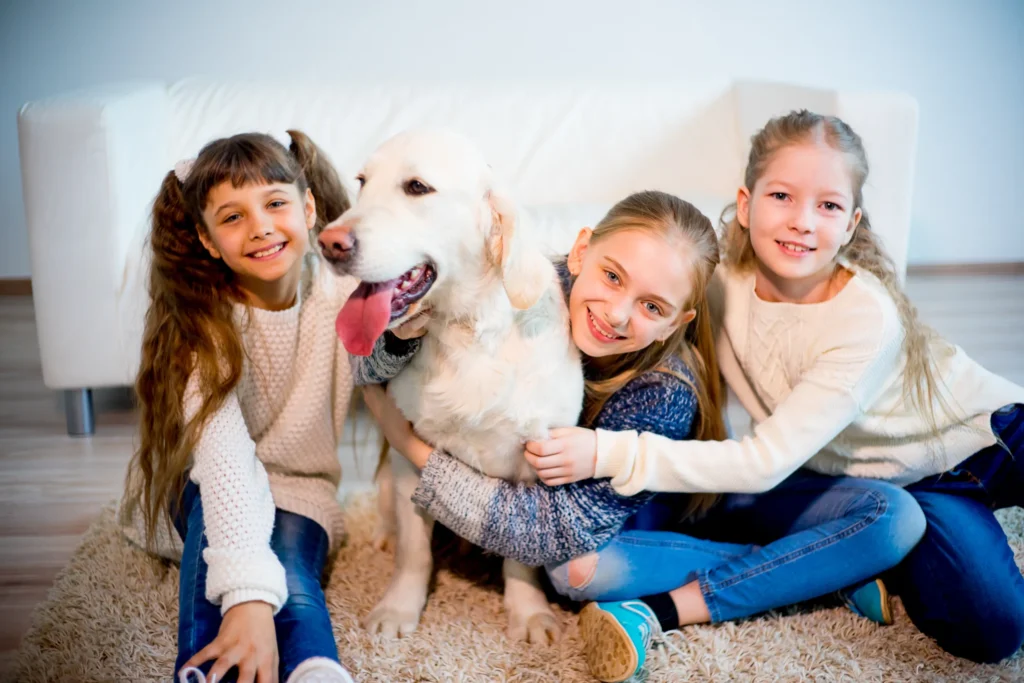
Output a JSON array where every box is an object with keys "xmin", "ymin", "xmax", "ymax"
[{"xmin": 318, "ymin": 224, "xmax": 358, "ymax": 265}]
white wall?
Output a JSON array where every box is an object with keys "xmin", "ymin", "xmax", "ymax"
[{"xmin": 2, "ymin": 0, "xmax": 1023, "ymax": 278}]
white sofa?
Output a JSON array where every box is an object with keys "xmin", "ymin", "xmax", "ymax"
[{"xmin": 17, "ymin": 79, "xmax": 918, "ymax": 435}]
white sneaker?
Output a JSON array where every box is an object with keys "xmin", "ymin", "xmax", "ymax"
[{"xmin": 286, "ymin": 657, "xmax": 356, "ymax": 683}]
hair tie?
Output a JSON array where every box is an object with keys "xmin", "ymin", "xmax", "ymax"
[{"xmin": 173, "ymin": 158, "xmax": 195, "ymax": 184}]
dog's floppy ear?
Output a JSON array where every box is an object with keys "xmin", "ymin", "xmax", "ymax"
[{"xmin": 487, "ymin": 190, "xmax": 552, "ymax": 310}]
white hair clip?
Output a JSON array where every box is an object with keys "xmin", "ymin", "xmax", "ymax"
[{"xmin": 173, "ymin": 158, "xmax": 195, "ymax": 184}]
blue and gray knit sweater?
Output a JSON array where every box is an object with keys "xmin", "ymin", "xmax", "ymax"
[{"xmin": 351, "ymin": 263, "xmax": 699, "ymax": 567}]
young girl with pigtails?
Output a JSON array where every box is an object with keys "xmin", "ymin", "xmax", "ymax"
[{"xmin": 123, "ymin": 130, "xmax": 357, "ymax": 683}]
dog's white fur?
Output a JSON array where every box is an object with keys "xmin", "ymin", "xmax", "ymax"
[{"xmin": 326, "ymin": 130, "xmax": 584, "ymax": 643}]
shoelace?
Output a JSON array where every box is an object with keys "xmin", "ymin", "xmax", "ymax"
[
  {"xmin": 619, "ymin": 601, "xmax": 688, "ymax": 667},
  {"xmin": 178, "ymin": 667, "xmax": 215, "ymax": 683}
]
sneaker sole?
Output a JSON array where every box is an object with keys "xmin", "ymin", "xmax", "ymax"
[
  {"xmin": 579, "ymin": 602, "xmax": 639, "ymax": 683},
  {"xmin": 876, "ymin": 579, "xmax": 894, "ymax": 626}
]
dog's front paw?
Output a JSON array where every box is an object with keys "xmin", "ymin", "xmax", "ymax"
[
  {"xmin": 363, "ymin": 596, "xmax": 424, "ymax": 638},
  {"xmin": 507, "ymin": 608, "xmax": 562, "ymax": 645}
]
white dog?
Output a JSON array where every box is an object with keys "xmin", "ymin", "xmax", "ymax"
[{"xmin": 319, "ymin": 130, "xmax": 584, "ymax": 643}]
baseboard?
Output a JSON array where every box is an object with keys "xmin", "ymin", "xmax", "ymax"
[
  {"xmin": 0, "ymin": 279, "xmax": 31, "ymax": 296},
  {"xmin": 906, "ymin": 262, "xmax": 1024, "ymax": 276}
]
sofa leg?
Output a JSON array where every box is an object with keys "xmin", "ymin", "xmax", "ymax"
[{"xmin": 65, "ymin": 388, "xmax": 95, "ymax": 436}]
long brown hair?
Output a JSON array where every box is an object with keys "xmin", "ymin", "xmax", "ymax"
[
  {"xmin": 721, "ymin": 110, "xmax": 956, "ymax": 440},
  {"xmin": 122, "ymin": 131, "xmax": 350, "ymax": 547},
  {"xmin": 578, "ymin": 191, "xmax": 726, "ymax": 516}
]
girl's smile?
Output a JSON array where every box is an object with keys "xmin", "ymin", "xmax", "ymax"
[
  {"xmin": 198, "ymin": 181, "xmax": 316, "ymax": 310},
  {"xmin": 246, "ymin": 241, "xmax": 288, "ymax": 260},
  {"xmin": 585, "ymin": 306, "xmax": 627, "ymax": 344},
  {"xmin": 737, "ymin": 141, "xmax": 862, "ymax": 304}
]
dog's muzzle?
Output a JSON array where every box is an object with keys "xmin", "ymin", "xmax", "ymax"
[{"xmin": 318, "ymin": 222, "xmax": 357, "ymax": 270}]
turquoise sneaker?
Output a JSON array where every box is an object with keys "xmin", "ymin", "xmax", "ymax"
[
  {"xmin": 840, "ymin": 578, "xmax": 893, "ymax": 625},
  {"xmin": 579, "ymin": 599, "xmax": 689, "ymax": 682},
  {"xmin": 579, "ymin": 600, "xmax": 654, "ymax": 682}
]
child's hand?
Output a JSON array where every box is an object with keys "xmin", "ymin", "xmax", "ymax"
[
  {"xmin": 180, "ymin": 600, "xmax": 278, "ymax": 683},
  {"xmin": 524, "ymin": 427, "xmax": 598, "ymax": 486},
  {"xmin": 393, "ymin": 306, "xmax": 431, "ymax": 340}
]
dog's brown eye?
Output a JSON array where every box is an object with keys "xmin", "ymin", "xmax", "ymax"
[{"xmin": 404, "ymin": 179, "xmax": 435, "ymax": 196}]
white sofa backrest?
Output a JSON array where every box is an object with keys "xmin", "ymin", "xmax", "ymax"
[
  {"xmin": 169, "ymin": 79, "xmax": 745, "ymax": 205},
  {"xmin": 18, "ymin": 79, "xmax": 918, "ymax": 391}
]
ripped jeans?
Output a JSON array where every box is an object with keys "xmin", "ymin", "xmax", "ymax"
[{"xmin": 546, "ymin": 469, "xmax": 926, "ymax": 623}]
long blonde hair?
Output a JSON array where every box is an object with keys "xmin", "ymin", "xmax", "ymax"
[
  {"xmin": 122, "ymin": 131, "xmax": 350, "ymax": 547},
  {"xmin": 721, "ymin": 110, "xmax": 955, "ymax": 437},
  {"xmin": 579, "ymin": 191, "xmax": 726, "ymax": 516}
]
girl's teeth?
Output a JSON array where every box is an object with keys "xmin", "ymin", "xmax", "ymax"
[
  {"xmin": 253, "ymin": 244, "xmax": 284, "ymax": 258},
  {"xmin": 590, "ymin": 311, "xmax": 618, "ymax": 340}
]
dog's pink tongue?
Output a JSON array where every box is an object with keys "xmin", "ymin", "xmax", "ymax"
[{"xmin": 336, "ymin": 280, "xmax": 397, "ymax": 356}]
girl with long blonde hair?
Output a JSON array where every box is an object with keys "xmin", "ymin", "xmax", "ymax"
[{"xmin": 529, "ymin": 111, "xmax": 1024, "ymax": 676}]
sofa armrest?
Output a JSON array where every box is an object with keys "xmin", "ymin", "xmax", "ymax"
[{"xmin": 18, "ymin": 81, "xmax": 169, "ymax": 389}]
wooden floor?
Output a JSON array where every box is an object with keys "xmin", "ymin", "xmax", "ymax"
[{"xmin": 0, "ymin": 271, "xmax": 1021, "ymax": 675}]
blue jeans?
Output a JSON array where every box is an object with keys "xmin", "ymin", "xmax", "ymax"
[
  {"xmin": 886, "ymin": 403, "xmax": 1024, "ymax": 663},
  {"xmin": 547, "ymin": 470, "xmax": 926, "ymax": 623},
  {"xmin": 172, "ymin": 480, "xmax": 339, "ymax": 681}
]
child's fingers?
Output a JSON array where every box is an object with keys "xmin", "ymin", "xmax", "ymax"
[
  {"xmin": 524, "ymin": 450, "xmax": 541, "ymax": 471},
  {"xmin": 258, "ymin": 655, "xmax": 278, "ymax": 683},
  {"xmin": 394, "ymin": 308, "xmax": 432, "ymax": 339},
  {"xmin": 524, "ymin": 439, "xmax": 564, "ymax": 457},
  {"xmin": 524, "ymin": 450, "xmax": 547, "ymax": 471},
  {"xmin": 254, "ymin": 651, "xmax": 278, "ymax": 683},
  {"xmin": 237, "ymin": 657, "xmax": 258, "ymax": 683},
  {"xmin": 208, "ymin": 649, "xmax": 243, "ymax": 683},
  {"xmin": 182, "ymin": 642, "xmax": 219, "ymax": 673},
  {"xmin": 541, "ymin": 475, "xmax": 573, "ymax": 487},
  {"xmin": 538, "ymin": 467, "xmax": 571, "ymax": 482},
  {"xmin": 525, "ymin": 450, "xmax": 564, "ymax": 471}
]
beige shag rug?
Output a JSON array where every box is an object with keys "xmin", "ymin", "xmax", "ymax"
[{"xmin": 9, "ymin": 494, "xmax": 1024, "ymax": 683}]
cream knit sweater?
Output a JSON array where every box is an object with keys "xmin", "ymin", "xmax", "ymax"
[
  {"xmin": 146, "ymin": 254, "xmax": 355, "ymax": 615},
  {"xmin": 596, "ymin": 265, "xmax": 1024, "ymax": 496}
]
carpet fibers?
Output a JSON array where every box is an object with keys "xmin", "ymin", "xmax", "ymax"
[{"xmin": 9, "ymin": 494, "xmax": 1024, "ymax": 682}]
